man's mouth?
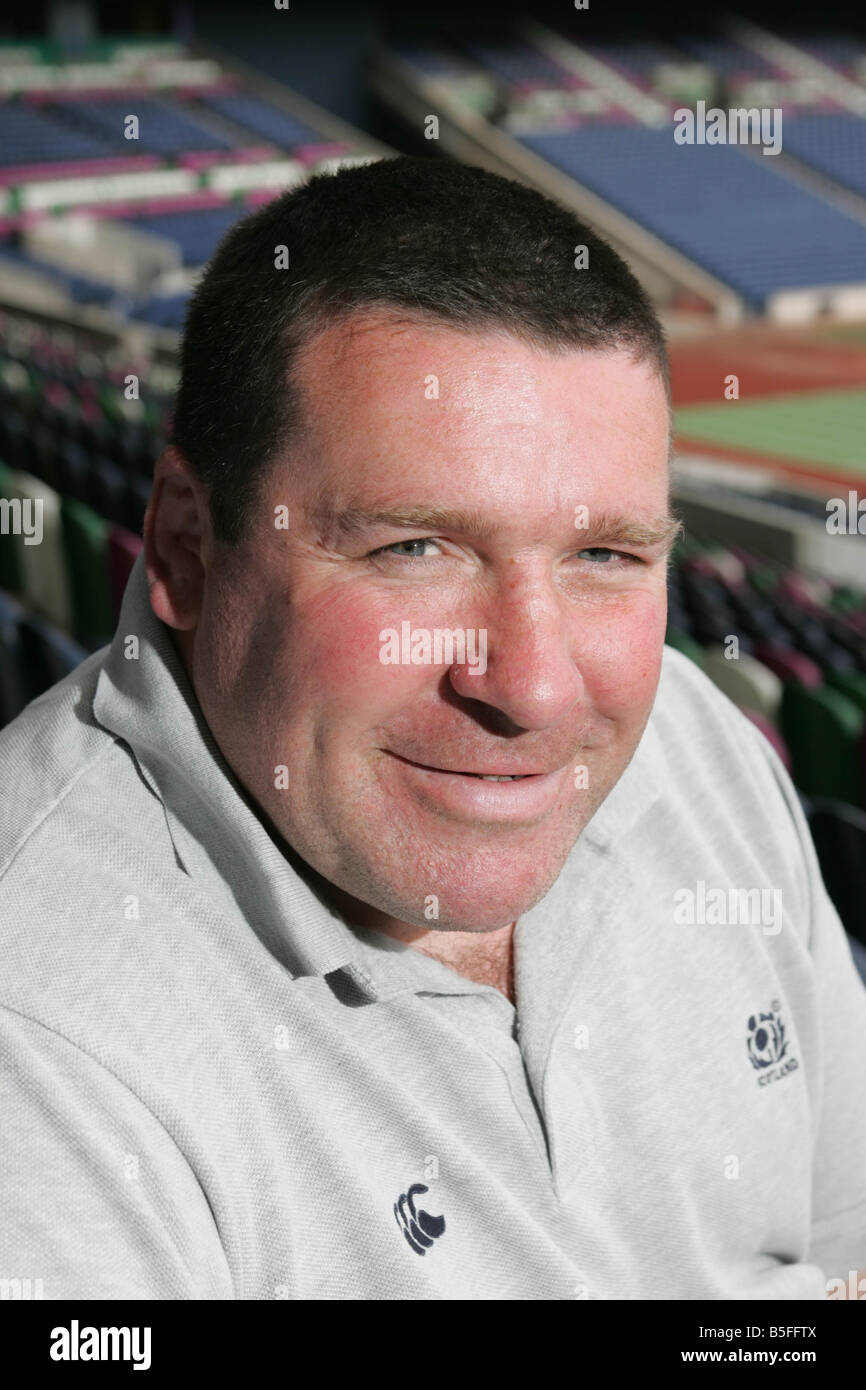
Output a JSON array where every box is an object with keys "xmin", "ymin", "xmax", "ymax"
[
  {"xmin": 385, "ymin": 753, "xmax": 542, "ymax": 780},
  {"xmin": 380, "ymin": 750, "xmax": 570, "ymax": 825}
]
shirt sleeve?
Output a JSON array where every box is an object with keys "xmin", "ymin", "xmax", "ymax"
[
  {"xmin": 0, "ymin": 1005, "xmax": 234, "ymax": 1300},
  {"xmin": 739, "ymin": 715, "xmax": 866, "ymax": 1281}
]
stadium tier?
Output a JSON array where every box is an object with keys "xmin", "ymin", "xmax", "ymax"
[
  {"xmin": 0, "ymin": 37, "xmax": 392, "ymax": 699},
  {"xmin": 0, "ymin": 37, "xmax": 389, "ymax": 337},
  {"xmin": 374, "ymin": 21, "xmax": 866, "ymax": 320},
  {"xmin": 518, "ymin": 127, "xmax": 866, "ymax": 308}
]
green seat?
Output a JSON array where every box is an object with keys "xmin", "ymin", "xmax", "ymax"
[
  {"xmin": 826, "ymin": 670, "xmax": 866, "ymax": 718},
  {"xmin": 11, "ymin": 471, "xmax": 73, "ymax": 631},
  {"xmin": 779, "ymin": 682, "xmax": 864, "ymax": 807},
  {"xmin": 665, "ymin": 626, "xmax": 703, "ymax": 666},
  {"xmin": 749, "ymin": 567, "xmax": 778, "ymax": 598},
  {"xmin": 60, "ymin": 497, "xmax": 114, "ymax": 648},
  {"xmin": 0, "ymin": 459, "xmax": 22, "ymax": 595},
  {"xmin": 829, "ymin": 586, "xmax": 865, "ymax": 615}
]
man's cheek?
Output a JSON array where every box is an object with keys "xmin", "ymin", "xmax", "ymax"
[
  {"xmin": 289, "ymin": 597, "xmax": 428, "ymax": 694},
  {"xmin": 584, "ymin": 610, "xmax": 665, "ymax": 717}
]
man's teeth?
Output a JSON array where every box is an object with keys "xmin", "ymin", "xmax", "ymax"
[{"xmin": 475, "ymin": 773, "xmax": 525, "ymax": 780}]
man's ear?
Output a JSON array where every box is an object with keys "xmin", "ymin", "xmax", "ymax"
[{"xmin": 144, "ymin": 446, "xmax": 211, "ymax": 632}]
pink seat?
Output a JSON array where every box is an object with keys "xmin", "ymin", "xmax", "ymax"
[
  {"xmin": 754, "ymin": 642, "xmax": 823, "ymax": 689},
  {"xmin": 107, "ymin": 527, "xmax": 143, "ymax": 620}
]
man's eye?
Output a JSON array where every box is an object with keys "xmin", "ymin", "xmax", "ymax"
[
  {"xmin": 370, "ymin": 538, "xmax": 442, "ymax": 560},
  {"xmin": 576, "ymin": 547, "xmax": 639, "ymax": 565}
]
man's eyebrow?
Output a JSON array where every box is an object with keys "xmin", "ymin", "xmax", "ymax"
[
  {"xmin": 324, "ymin": 504, "xmax": 683, "ymax": 552},
  {"xmin": 326, "ymin": 505, "xmax": 500, "ymax": 543},
  {"xmin": 584, "ymin": 511, "xmax": 684, "ymax": 552}
]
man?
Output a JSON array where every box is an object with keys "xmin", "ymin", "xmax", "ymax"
[{"xmin": 1, "ymin": 156, "xmax": 864, "ymax": 1300}]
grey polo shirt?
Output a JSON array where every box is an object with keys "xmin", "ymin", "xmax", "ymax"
[{"xmin": 2, "ymin": 551, "xmax": 865, "ymax": 1300}]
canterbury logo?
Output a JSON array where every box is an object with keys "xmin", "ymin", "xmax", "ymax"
[{"xmin": 393, "ymin": 1183, "xmax": 446, "ymax": 1256}]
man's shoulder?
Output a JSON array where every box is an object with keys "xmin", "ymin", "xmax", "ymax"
[
  {"xmin": 651, "ymin": 642, "xmax": 780, "ymax": 788},
  {"xmin": 2, "ymin": 650, "xmax": 124, "ymax": 864},
  {"xmin": 0, "ymin": 651, "xmax": 208, "ymax": 1056},
  {"xmin": 0, "ymin": 652, "xmax": 169, "ymax": 940},
  {"xmin": 645, "ymin": 644, "xmax": 812, "ymax": 902},
  {"xmin": 578, "ymin": 642, "xmax": 772, "ymax": 851},
  {"xmin": 655, "ymin": 641, "xmax": 755, "ymax": 740}
]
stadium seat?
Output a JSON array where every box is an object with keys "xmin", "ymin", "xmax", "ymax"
[
  {"xmin": 9, "ymin": 471, "xmax": 73, "ymax": 631},
  {"xmin": 754, "ymin": 642, "xmax": 824, "ymax": 689},
  {"xmin": 60, "ymin": 497, "xmax": 115, "ymax": 649},
  {"xmin": 783, "ymin": 113, "xmax": 866, "ymax": 201},
  {"xmin": 826, "ymin": 670, "xmax": 866, "ymax": 717},
  {"xmin": 700, "ymin": 648, "xmax": 783, "ymax": 721},
  {"xmin": 88, "ymin": 456, "xmax": 130, "ymax": 529},
  {"xmin": 665, "ymin": 627, "xmax": 703, "ymax": 665},
  {"xmin": 804, "ymin": 798, "xmax": 866, "ymax": 949},
  {"xmin": 519, "ymin": 125, "xmax": 866, "ymax": 309},
  {"xmin": 0, "ymin": 588, "xmax": 27, "ymax": 726},
  {"xmin": 52, "ymin": 96, "xmax": 237, "ymax": 159},
  {"xmin": 124, "ymin": 475, "xmax": 152, "ymax": 536},
  {"xmin": 108, "ymin": 527, "xmax": 144, "ymax": 619},
  {"xmin": 18, "ymin": 612, "xmax": 88, "ymax": 703},
  {"xmin": 200, "ymin": 93, "xmax": 321, "ymax": 150},
  {"xmin": 0, "ymin": 459, "xmax": 22, "ymax": 595},
  {"xmin": 780, "ymin": 683, "xmax": 864, "ymax": 807}
]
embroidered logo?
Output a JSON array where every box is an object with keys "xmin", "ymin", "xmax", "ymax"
[
  {"xmin": 394, "ymin": 1183, "xmax": 446, "ymax": 1256},
  {"xmin": 747, "ymin": 1002, "xmax": 799, "ymax": 1087}
]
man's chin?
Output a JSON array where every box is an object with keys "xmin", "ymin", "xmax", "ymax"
[{"xmin": 388, "ymin": 846, "xmax": 573, "ymax": 934}]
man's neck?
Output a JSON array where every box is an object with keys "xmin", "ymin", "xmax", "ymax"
[
  {"xmin": 381, "ymin": 919, "xmax": 517, "ymax": 1003},
  {"xmin": 316, "ymin": 881, "xmax": 517, "ymax": 1002}
]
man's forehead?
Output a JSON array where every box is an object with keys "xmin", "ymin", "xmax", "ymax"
[
  {"xmin": 294, "ymin": 308, "xmax": 667, "ymax": 412},
  {"xmin": 289, "ymin": 312, "xmax": 672, "ymax": 523},
  {"xmin": 291, "ymin": 366, "xmax": 668, "ymax": 535}
]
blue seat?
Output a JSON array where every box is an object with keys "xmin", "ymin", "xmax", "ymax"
[
  {"xmin": 201, "ymin": 93, "xmax": 321, "ymax": 149},
  {"xmin": 51, "ymin": 96, "xmax": 237, "ymax": 158},
  {"xmin": 782, "ymin": 114, "xmax": 866, "ymax": 200},
  {"xmin": 18, "ymin": 611, "xmax": 88, "ymax": 703},
  {"xmin": 518, "ymin": 125, "xmax": 866, "ymax": 308}
]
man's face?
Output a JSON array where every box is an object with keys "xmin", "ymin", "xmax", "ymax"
[{"xmin": 185, "ymin": 313, "xmax": 673, "ymax": 933}]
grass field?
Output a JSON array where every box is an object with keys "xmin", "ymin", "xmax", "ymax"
[
  {"xmin": 675, "ymin": 388, "xmax": 866, "ymax": 477},
  {"xmin": 670, "ymin": 320, "xmax": 866, "ymax": 488}
]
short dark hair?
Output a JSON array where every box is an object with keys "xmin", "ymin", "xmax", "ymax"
[{"xmin": 172, "ymin": 155, "xmax": 669, "ymax": 545}]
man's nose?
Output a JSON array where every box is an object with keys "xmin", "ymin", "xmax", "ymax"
[{"xmin": 448, "ymin": 575, "xmax": 586, "ymax": 732}]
